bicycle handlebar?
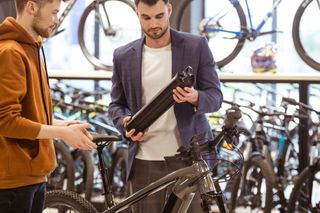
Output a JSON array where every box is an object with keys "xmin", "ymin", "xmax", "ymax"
[
  {"xmin": 282, "ymin": 97, "xmax": 320, "ymax": 115},
  {"xmin": 224, "ymin": 106, "xmax": 242, "ymax": 129},
  {"xmin": 223, "ymin": 99, "xmax": 308, "ymax": 120}
]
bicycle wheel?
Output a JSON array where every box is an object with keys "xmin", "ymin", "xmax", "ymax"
[
  {"xmin": 176, "ymin": 0, "xmax": 247, "ymax": 68},
  {"xmin": 72, "ymin": 149, "xmax": 94, "ymax": 201},
  {"xmin": 44, "ymin": 190, "xmax": 98, "ymax": 213},
  {"xmin": 78, "ymin": 0, "xmax": 141, "ymax": 71},
  {"xmin": 292, "ymin": 0, "xmax": 320, "ymax": 71},
  {"xmin": 229, "ymin": 156, "xmax": 274, "ymax": 213},
  {"xmin": 287, "ymin": 162, "xmax": 320, "ymax": 213},
  {"xmin": 47, "ymin": 140, "xmax": 75, "ymax": 191},
  {"xmin": 111, "ymin": 147, "xmax": 129, "ymax": 199}
]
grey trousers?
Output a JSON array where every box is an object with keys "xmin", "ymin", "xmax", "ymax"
[{"xmin": 130, "ymin": 158, "xmax": 203, "ymax": 213}]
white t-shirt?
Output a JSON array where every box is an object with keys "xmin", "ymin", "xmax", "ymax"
[{"xmin": 135, "ymin": 44, "xmax": 182, "ymax": 160}]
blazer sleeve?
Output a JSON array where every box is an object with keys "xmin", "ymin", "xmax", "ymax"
[
  {"xmin": 195, "ymin": 37, "xmax": 223, "ymax": 114},
  {"xmin": 108, "ymin": 49, "xmax": 132, "ymax": 132}
]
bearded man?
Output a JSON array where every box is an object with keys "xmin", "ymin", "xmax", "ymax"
[{"xmin": 108, "ymin": 0, "xmax": 223, "ymax": 212}]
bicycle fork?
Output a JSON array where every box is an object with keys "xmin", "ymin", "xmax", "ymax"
[
  {"xmin": 164, "ymin": 161, "xmax": 229, "ymax": 213},
  {"xmin": 201, "ymin": 183, "xmax": 229, "ymax": 213}
]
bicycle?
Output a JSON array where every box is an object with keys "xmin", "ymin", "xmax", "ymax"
[
  {"xmin": 223, "ymin": 100, "xmax": 276, "ymax": 213},
  {"xmin": 47, "ymin": 140, "xmax": 76, "ymax": 192},
  {"xmin": 175, "ymin": 0, "xmax": 320, "ymax": 71},
  {"xmin": 50, "ymin": 0, "xmax": 141, "ymax": 71},
  {"xmin": 224, "ymin": 98, "xmax": 306, "ymax": 212},
  {"xmin": 284, "ymin": 97, "xmax": 320, "ymax": 213},
  {"xmin": 43, "ymin": 106, "xmax": 245, "ymax": 213}
]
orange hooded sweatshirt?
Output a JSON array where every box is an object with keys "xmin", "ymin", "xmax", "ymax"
[{"xmin": 0, "ymin": 18, "xmax": 56, "ymax": 188}]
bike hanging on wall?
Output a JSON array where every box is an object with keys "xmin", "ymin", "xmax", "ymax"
[
  {"xmin": 175, "ymin": 0, "xmax": 320, "ymax": 71},
  {"xmin": 50, "ymin": 0, "xmax": 142, "ymax": 71}
]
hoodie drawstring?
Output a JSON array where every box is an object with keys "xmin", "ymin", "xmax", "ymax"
[{"xmin": 37, "ymin": 46, "xmax": 50, "ymax": 125}]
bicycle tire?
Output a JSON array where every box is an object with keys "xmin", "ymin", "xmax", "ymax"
[
  {"xmin": 229, "ymin": 156, "xmax": 274, "ymax": 213},
  {"xmin": 287, "ymin": 162, "xmax": 320, "ymax": 213},
  {"xmin": 47, "ymin": 140, "xmax": 75, "ymax": 191},
  {"xmin": 175, "ymin": 0, "xmax": 247, "ymax": 68},
  {"xmin": 292, "ymin": 0, "xmax": 320, "ymax": 71},
  {"xmin": 111, "ymin": 147, "xmax": 129, "ymax": 198},
  {"xmin": 78, "ymin": 0, "xmax": 141, "ymax": 71},
  {"xmin": 72, "ymin": 150, "xmax": 94, "ymax": 201},
  {"xmin": 44, "ymin": 189, "xmax": 98, "ymax": 213}
]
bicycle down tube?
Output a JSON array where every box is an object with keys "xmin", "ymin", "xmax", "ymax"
[
  {"xmin": 103, "ymin": 161, "xmax": 217, "ymax": 213},
  {"xmin": 210, "ymin": 0, "xmax": 284, "ymax": 39}
]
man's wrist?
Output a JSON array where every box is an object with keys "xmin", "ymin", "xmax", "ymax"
[{"xmin": 37, "ymin": 124, "xmax": 66, "ymax": 140}]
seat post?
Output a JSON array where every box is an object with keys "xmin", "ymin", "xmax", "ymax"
[{"xmin": 97, "ymin": 145, "xmax": 115, "ymax": 208}]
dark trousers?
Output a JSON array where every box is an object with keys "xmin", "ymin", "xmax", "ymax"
[
  {"xmin": 130, "ymin": 159, "xmax": 202, "ymax": 213},
  {"xmin": 0, "ymin": 182, "xmax": 46, "ymax": 213}
]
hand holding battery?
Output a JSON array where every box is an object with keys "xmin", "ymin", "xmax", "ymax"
[
  {"xmin": 173, "ymin": 86, "xmax": 199, "ymax": 106},
  {"xmin": 123, "ymin": 116, "xmax": 146, "ymax": 142},
  {"xmin": 124, "ymin": 66, "xmax": 195, "ymax": 137}
]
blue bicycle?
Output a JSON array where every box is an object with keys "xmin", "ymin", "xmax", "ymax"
[{"xmin": 176, "ymin": 0, "xmax": 320, "ymax": 71}]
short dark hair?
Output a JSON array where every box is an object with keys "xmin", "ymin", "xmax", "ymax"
[
  {"xmin": 14, "ymin": 0, "xmax": 67, "ymax": 14},
  {"xmin": 134, "ymin": 0, "xmax": 169, "ymax": 7}
]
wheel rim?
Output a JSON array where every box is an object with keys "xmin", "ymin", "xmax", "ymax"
[{"xmin": 78, "ymin": 0, "xmax": 141, "ymax": 70}]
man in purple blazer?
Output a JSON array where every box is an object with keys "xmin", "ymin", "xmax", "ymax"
[{"xmin": 108, "ymin": 0, "xmax": 223, "ymax": 211}]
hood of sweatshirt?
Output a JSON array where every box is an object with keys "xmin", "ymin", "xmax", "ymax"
[{"xmin": 0, "ymin": 17, "xmax": 42, "ymax": 47}]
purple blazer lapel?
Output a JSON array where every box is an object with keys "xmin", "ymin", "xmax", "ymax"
[
  {"xmin": 131, "ymin": 38, "xmax": 145, "ymax": 110},
  {"xmin": 171, "ymin": 29, "xmax": 185, "ymax": 77}
]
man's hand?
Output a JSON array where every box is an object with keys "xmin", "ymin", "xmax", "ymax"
[
  {"xmin": 60, "ymin": 123, "xmax": 97, "ymax": 150},
  {"xmin": 173, "ymin": 86, "xmax": 199, "ymax": 106},
  {"xmin": 37, "ymin": 123, "xmax": 97, "ymax": 150},
  {"xmin": 123, "ymin": 116, "xmax": 146, "ymax": 142}
]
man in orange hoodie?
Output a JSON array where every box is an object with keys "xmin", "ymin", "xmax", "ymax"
[{"xmin": 0, "ymin": 0, "xmax": 97, "ymax": 212}]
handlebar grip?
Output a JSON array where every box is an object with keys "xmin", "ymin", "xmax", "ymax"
[
  {"xmin": 282, "ymin": 97, "xmax": 298, "ymax": 105},
  {"xmin": 224, "ymin": 106, "xmax": 242, "ymax": 129},
  {"xmin": 208, "ymin": 106, "xmax": 242, "ymax": 149}
]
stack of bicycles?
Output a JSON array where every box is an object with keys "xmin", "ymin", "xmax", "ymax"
[{"xmin": 210, "ymin": 84, "xmax": 320, "ymax": 212}]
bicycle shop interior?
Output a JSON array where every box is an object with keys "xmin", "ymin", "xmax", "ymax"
[{"xmin": 0, "ymin": 0, "xmax": 319, "ymax": 212}]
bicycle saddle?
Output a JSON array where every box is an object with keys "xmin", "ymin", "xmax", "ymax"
[
  {"xmin": 91, "ymin": 132, "xmax": 121, "ymax": 147},
  {"xmin": 125, "ymin": 66, "xmax": 195, "ymax": 135}
]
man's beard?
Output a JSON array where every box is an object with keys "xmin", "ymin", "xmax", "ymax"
[
  {"xmin": 144, "ymin": 23, "xmax": 169, "ymax": 40},
  {"xmin": 32, "ymin": 11, "xmax": 54, "ymax": 38}
]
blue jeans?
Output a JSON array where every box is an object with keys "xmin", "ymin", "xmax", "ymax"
[{"xmin": 0, "ymin": 182, "xmax": 46, "ymax": 213}]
